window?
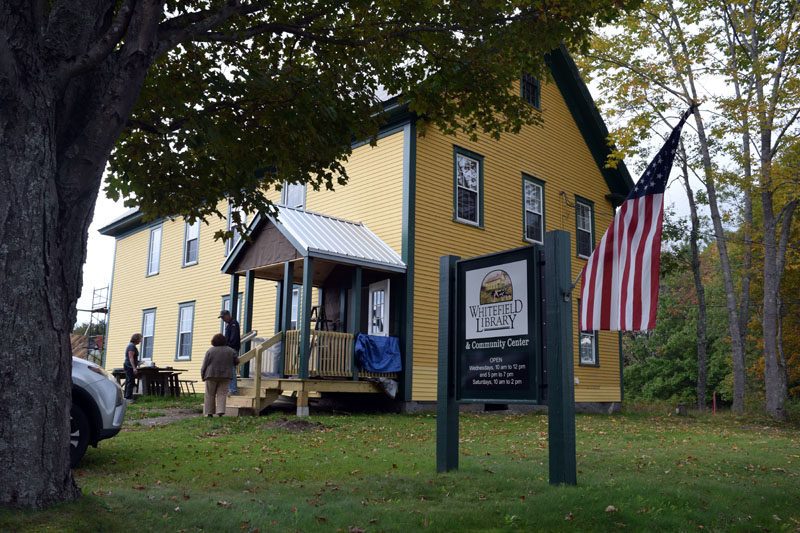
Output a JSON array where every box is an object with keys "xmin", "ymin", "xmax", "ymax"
[
  {"xmin": 283, "ymin": 182, "xmax": 305, "ymax": 209},
  {"xmin": 176, "ymin": 302, "xmax": 195, "ymax": 360},
  {"xmin": 220, "ymin": 293, "xmax": 243, "ymax": 332},
  {"xmin": 521, "ymin": 73, "xmax": 541, "ymax": 108},
  {"xmin": 368, "ymin": 280, "xmax": 390, "ymax": 336},
  {"xmin": 579, "ymin": 331, "xmax": 598, "ymax": 366},
  {"xmin": 290, "ymin": 287, "xmax": 300, "ymax": 329},
  {"xmin": 146, "ymin": 225, "xmax": 162, "ymax": 276},
  {"xmin": 523, "ymin": 175, "xmax": 545, "ymax": 244},
  {"xmin": 141, "ymin": 309, "xmax": 155, "ymax": 360},
  {"xmin": 225, "ymin": 203, "xmax": 246, "ymax": 256},
  {"xmin": 183, "ymin": 220, "xmax": 200, "ymax": 266},
  {"xmin": 453, "ymin": 147, "xmax": 483, "ymax": 226},
  {"xmin": 575, "ymin": 197, "xmax": 594, "ymax": 259}
]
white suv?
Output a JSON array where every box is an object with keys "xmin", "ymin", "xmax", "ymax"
[{"xmin": 71, "ymin": 357, "xmax": 127, "ymax": 467}]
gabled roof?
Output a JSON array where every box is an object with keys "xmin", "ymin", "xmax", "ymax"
[
  {"xmin": 97, "ymin": 207, "xmax": 145, "ymax": 237},
  {"xmin": 222, "ymin": 206, "xmax": 406, "ymax": 275}
]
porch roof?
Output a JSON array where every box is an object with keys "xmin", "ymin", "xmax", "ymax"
[{"xmin": 221, "ymin": 206, "xmax": 406, "ymax": 276}]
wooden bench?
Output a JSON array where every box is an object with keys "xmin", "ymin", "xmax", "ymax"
[{"xmin": 179, "ymin": 380, "xmax": 197, "ymax": 396}]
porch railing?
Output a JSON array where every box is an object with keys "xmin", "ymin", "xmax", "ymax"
[{"xmin": 283, "ymin": 330, "xmax": 398, "ymax": 379}]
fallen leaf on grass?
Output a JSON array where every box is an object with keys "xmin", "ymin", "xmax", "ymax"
[
  {"xmin": 315, "ymin": 516, "xmax": 328, "ymax": 523},
  {"xmin": 606, "ymin": 505, "xmax": 618, "ymax": 513},
  {"xmin": 369, "ymin": 518, "xmax": 377, "ymax": 523},
  {"xmin": 217, "ymin": 500, "xmax": 232, "ymax": 508},
  {"xmin": 564, "ymin": 512, "xmax": 574, "ymax": 521},
  {"xmin": 348, "ymin": 526, "xmax": 365, "ymax": 533},
  {"xmin": 772, "ymin": 515, "xmax": 781, "ymax": 522}
]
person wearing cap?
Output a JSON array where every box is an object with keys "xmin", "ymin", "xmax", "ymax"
[{"xmin": 219, "ymin": 309, "xmax": 241, "ymax": 394}]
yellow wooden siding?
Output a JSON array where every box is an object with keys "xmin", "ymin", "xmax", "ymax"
[
  {"xmin": 304, "ymin": 130, "xmax": 405, "ymax": 254},
  {"xmin": 105, "ymin": 201, "xmax": 279, "ymax": 383},
  {"xmin": 411, "ymin": 80, "xmax": 621, "ymax": 402}
]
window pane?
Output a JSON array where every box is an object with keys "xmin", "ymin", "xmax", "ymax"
[
  {"xmin": 148, "ymin": 227, "xmax": 161, "ymax": 275},
  {"xmin": 525, "ymin": 182, "xmax": 541, "ymax": 213},
  {"xmin": 526, "ymin": 212, "xmax": 542, "ymax": 242},
  {"xmin": 371, "ymin": 289, "xmax": 385, "ymax": 334},
  {"xmin": 577, "ymin": 230, "xmax": 592, "ymax": 257},
  {"xmin": 285, "ymin": 183, "xmax": 305, "ymax": 208},
  {"xmin": 580, "ymin": 333, "xmax": 595, "ymax": 365},
  {"xmin": 141, "ymin": 337, "xmax": 152, "ymax": 359},
  {"xmin": 185, "ymin": 239, "xmax": 198, "ymax": 264},
  {"xmin": 456, "ymin": 154, "xmax": 479, "ymax": 191},
  {"xmin": 457, "ymin": 189, "xmax": 477, "ymax": 223},
  {"xmin": 186, "ymin": 221, "xmax": 199, "ymax": 239}
]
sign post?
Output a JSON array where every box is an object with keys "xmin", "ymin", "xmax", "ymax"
[{"xmin": 436, "ymin": 230, "xmax": 576, "ymax": 485}]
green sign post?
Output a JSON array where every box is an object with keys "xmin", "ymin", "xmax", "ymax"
[{"xmin": 436, "ymin": 230, "xmax": 576, "ymax": 485}]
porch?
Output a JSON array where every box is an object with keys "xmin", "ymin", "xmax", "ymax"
[{"xmin": 221, "ymin": 207, "xmax": 407, "ymax": 416}]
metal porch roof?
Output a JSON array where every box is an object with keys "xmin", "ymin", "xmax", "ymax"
[{"xmin": 222, "ymin": 206, "xmax": 406, "ymax": 274}]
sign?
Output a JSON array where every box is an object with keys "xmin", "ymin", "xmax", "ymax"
[{"xmin": 456, "ymin": 246, "xmax": 541, "ymax": 403}]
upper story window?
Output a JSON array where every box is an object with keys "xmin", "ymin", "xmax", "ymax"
[
  {"xmin": 183, "ymin": 220, "xmax": 199, "ymax": 266},
  {"xmin": 523, "ymin": 175, "xmax": 545, "ymax": 244},
  {"xmin": 225, "ymin": 203, "xmax": 246, "ymax": 256},
  {"xmin": 283, "ymin": 182, "xmax": 305, "ymax": 209},
  {"xmin": 453, "ymin": 146, "xmax": 484, "ymax": 227},
  {"xmin": 521, "ymin": 73, "xmax": 540, "ymax": 108},
  {"xmin": 176, "ymin": 302, "xmax": 195, "ymax": 360},
  {"xmin": 141, "ymin": 308, "xmax": 156, "ymax": 360},
  {"xmin": 146, "ymin": 225, "xmax": 162, "ymax": 276},
  {"xmin": 575, "ymin": 197, "xmax": 594, "ymax": 259}
]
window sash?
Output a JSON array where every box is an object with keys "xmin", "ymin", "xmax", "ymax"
[
  {"xmin": 284, "ymin": 182, "xmax": 305, "ymax": 208},
  {"xmin": 141, "ymin": 310, "xmax": 155, "ymax": 360},
  {"xmin": 579, "ymin": 331, "xmax": 597, "ymax": 365},
  {"xmin": 370, "ymin": 289, "xmax": 385, "ymax": 334},
  {"xmin": 524, "ymin": 180, "xmax": 543, "ymax": 243},
  {"xmin": 576, "ymin": 202, "xmax": 593, "ymax": 258},
  {"xmin": 177, "ymin": 305, "xmax": 194, "ymax": 359},
  {"xmin": 521, "ymin": 73, "xmax": 540, "ymax": 108},
  {"xmin": 225, "ymin": 204, "xmax": 246, "ymax": 256},
  {"xmin": 456, "ymin": 153, "xmax": 480, "ymax": 224},
  {"xmin": 147, "ymin": 226, "xmax": 161, "ymax": 275},
  {"xmin": 184, "ymin": 221, "xmax": 199, "ymax": 265}
]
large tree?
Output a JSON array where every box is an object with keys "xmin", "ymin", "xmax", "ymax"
[{"xmin": 0, "ymin": 0, "xmax": 629, "ymax": 508}]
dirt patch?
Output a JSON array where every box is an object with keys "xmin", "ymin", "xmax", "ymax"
[
  {"xmin": 134, "ymin": 408, "xmax": 202, "ymax": 427},
  {"xmin": 263, "ymin": 417, "xmax": 326, "ymax": 433}
]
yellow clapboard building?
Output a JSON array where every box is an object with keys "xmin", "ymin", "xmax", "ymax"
[{"xmin": 99, "ymin": 46, "xmax": 632, "ymax": 412}]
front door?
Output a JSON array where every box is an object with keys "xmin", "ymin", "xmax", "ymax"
[{"xmin": 368, "ymin": 279, "xmax": 390, "ymax": 336}]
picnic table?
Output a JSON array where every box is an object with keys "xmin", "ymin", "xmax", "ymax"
[{"xmin": 112, "ymin": 366, "xmax": 186, "ymax": 397}]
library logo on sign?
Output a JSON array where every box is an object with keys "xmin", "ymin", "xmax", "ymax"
[{"xmin": 465, "ymin": 260, "xmax": 528, "ymax": 340}]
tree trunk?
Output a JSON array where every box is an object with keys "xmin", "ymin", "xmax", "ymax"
[
  {"xmin": 0, "ymin": 92, "xmax": 91, "ymax": 507},
  {"xmin": 762, "ymin": 190, "xmax": 783, "ymax": 417}
]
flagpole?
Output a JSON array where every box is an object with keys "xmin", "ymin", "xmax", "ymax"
[{"xmin": 564, "ymin": 269, "xmax": 584, "ymax": 301}]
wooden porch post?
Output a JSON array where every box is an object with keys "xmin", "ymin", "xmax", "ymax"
[
  {"xmin": 298, "ymin": 256, "xmax": 314, "ymax": 381},
  {"xmin": 274, "ymin": 281, "xmax": 283, "ymax": 334},
  {"xmin": 278, "ymin": 261, "xmax": 293, "ymax": 379},
  {"xmin": 241, "ymin": 269, "xmax": 255, "ymax": 378},
  {"xmin": 229, "ymin": 274, "xmax": 241, "ymax": 381},
  {"xmin": 350, "ymin": 266, "xmax": 362, "ymax": 381}
]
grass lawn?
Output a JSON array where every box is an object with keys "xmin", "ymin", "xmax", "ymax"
[{"xmin": 2, "ymin": 397, "xmax": 799, "ymax": 532}]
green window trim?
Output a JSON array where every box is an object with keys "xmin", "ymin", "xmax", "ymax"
[
  {"xmin": 522, "ymin": 174, "xmax": 546, "ymax": 244},
  {"xmin": 182, "ymin": 220, "xmax": 200, "ymax": 267},
  {"xmin": 146, "ymin": 223, "xmax": 162, "ymax": 277},
  {"xmin": 520, "ymin": 72, "xmax": 541, "ymax": 109},
  {"xmin": 574, "ymin": 195, "xmax": 595, "ymax": 260},
  {"xmin": 175, "ymin": 301, "xmax": 195, "ymax": 361},
  {"xmin": 452, "ymin": 145, "xmax": 484, "ymax": 228},
  {"xmin": 141, "ymin": 308, "xmax": 156, "ymax": 360}
]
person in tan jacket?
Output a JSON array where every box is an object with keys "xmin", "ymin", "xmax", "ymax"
[{"xmin": 201, "ymin": 333, "xmax": 240, "ymax": 416}]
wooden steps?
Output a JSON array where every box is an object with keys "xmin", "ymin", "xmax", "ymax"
[{"xmin": 225, "ymin": 390, "xmax": 280, "ymax": 416}]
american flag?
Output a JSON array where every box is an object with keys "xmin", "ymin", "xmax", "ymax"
[{"xmin": 579, "ymin": 108, "xmax": 692, "ymax": 331}]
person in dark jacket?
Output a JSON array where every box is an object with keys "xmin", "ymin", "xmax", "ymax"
[
  {"xmin": 201, "ymin": 333, "xmax": 240, "ymax": 416},
  {"xmin": 219, "ymin": 309, "xmax": 241, "ymax": 394},
  {"xmin": 122, "ymin": 333, "xmax": 141, "ymax": 402}
]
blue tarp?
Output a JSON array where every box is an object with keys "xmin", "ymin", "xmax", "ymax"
[{"xmin": 355, "ymin": 334, "xmax": 402, "ymax": 373}]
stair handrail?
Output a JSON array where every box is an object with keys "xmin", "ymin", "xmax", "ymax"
[{"xmin": 237, "ymin": 331, "xmax": 282, "ymax": 366}]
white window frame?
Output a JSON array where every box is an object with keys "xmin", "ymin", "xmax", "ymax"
[
  {"xmin": 290, "ymin": 287, "xmax": 301, "ymax": 329},
  {"xmin": 368, "ymin": 279, "xmax": 390, "ymax": 336},
  {"xmin": 176, "ymin": 302, "xmax": 195, "ymax": 360},
  {"xmin": 576, "ymin": 199, "xmax": 593, "ymax": 259},
  {"xmin": 221, "ymin": 292, "xmax": 243, "ymax": 332},
  {"xmin": 141, "ymin": 309, "xmax": 156, "ymax": 361},
  {"xmin": 523, "ymin": 177, "xmax": 544, "ymax": 244},
  {"xmin": 282, "ymin": 181, "xmax": 306, "ymax": 209},
  {"xmin": 454, "ymin": 150, "xmax": 481, "ymax": 226},
  {"xmin": 579, "ymin": 331, "xmax": 598, "ymax": 366},
  {"xmin": 183, "ymin": 220, "xmax": 200, "ymax": 266},
  {"xmin": 146, "ymin": 224, "xmax": 162, "ymax": 276}
]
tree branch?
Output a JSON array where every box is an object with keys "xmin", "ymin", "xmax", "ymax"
[{"xmin": 55, "ymin": 0, "xmax": 137, "ymax": 86}]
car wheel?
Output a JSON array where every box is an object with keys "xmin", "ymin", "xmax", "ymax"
[{"xmin": 70, "ymin": 404, "xmax": 90, "ymax": 467}]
